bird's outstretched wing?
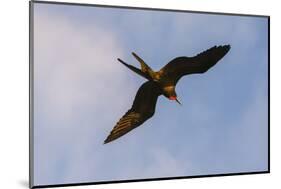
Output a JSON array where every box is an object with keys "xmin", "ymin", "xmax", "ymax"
[
  {"xmin": 160, "ymin": 45, "xmax": 231, "ymax": 83},
  {"xmin": 104, "ymin": 81, "xmax": 161, "ymax": 144}
]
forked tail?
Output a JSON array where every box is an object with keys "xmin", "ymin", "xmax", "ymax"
[{"xmin": 117, "ymin": 52, "xmax": 156, "ymax": 81}]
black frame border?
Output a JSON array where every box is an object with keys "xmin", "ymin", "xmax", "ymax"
[{"xmin": 29, "ymin": 0, "xmax": 270, "ymax": 188}]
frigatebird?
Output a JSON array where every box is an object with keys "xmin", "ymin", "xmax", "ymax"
[{"xmin": 104, "ymin": 45, "xmax": 230, "ymax": 144}]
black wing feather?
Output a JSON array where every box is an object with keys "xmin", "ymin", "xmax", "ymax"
[
  {"xmin": 161, "ymin": 45, "xmax": 230, "ymax": 83},
  {"xmin": 104, "ymin": 81, "xmax": 161, "ymax": 144}
]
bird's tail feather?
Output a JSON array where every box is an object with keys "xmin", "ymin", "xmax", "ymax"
[
  {"xmin": 118, "ymin": 52, "xmax": 158, "ymax": 81},
  {"xmin": 117, "ymin": 58, "xmax": 154, "ymax": 81},
  {"xmin": 132, "ymin": 52, "xmax": 154, "ymax": 76}
]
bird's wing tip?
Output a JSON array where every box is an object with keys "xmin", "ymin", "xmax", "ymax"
[
  {"xmin": 217, "ymin": 44, "xmax": 231, "ymax": 52},
  {"xmin": 223, "ymin": 44, "xmax": 231, "ymax": 49},
  {"xmin": 103, "ymin": 138, "xmax": 110, "ymax": 144},
  {"xmin": 104, "ymin": 134, "xmax": 115, "ymax": 144},
  {"xmin": 225, "ymin": 44, "xmax": 231, "ymax": 52}
]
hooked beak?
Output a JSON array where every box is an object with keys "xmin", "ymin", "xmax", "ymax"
[
  {"xmin": 175, "ymin": 98, "xmax": 182, "ymax": 105},
  {"xmin": 169, "ymin": 96, "xmax": 182, "ymax": 105}
]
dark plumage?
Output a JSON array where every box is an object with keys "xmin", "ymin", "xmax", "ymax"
[{"xmin": 104, "ymin": 45, "xmax": 230, "ymax": 144}]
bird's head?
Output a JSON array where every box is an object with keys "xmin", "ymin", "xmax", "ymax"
[
  {"xmin": 163, "ymin": 86, "xmax": 182, "ymax": 105},
  {"xmin": 168, "ymin": 95, "xmax": 182, "ymax": 105}
]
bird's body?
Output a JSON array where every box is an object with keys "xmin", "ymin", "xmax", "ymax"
[{"xmin": 104, "ymin": 45, "xmax": 231, "ymax": 144}]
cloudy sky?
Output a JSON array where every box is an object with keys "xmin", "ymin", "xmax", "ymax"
[{"xmin": 32, "ymin": 2, "xmax": 268, "ymax": 186}]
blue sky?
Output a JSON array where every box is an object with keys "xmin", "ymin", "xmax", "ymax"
[{"xmin": 33, "ymin": 2, "xmax": 268, "ymax": 186}]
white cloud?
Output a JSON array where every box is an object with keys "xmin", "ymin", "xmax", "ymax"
[
  {"xmin": 34, "ymin": 10, "xmax": 135, "ymax": 123},
  {"xmin": 33, "ymin": 9, "xmax": 137, "ymax": 184}
]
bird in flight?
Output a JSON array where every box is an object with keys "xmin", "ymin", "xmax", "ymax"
[{"xmin": 104, "ymin": 45, "xmax": 231, "ymax": 144}]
